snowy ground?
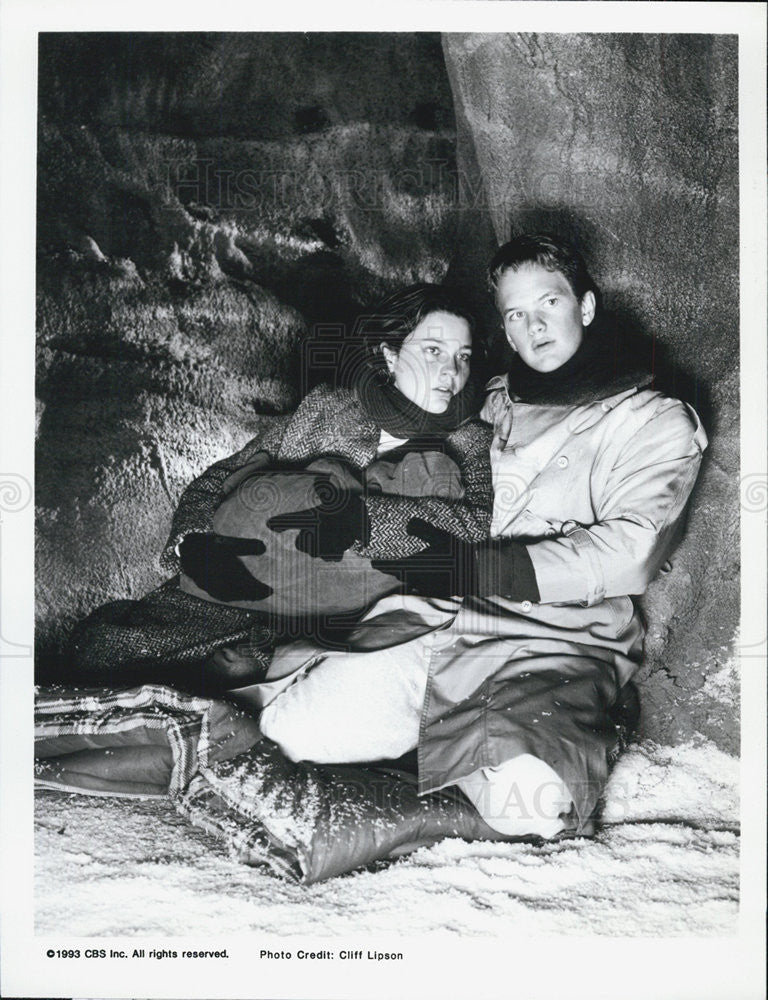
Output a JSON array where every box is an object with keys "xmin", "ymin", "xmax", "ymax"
[{"xmin": 35, "ymin": 739, "xmax": 739, "ymax": 938}]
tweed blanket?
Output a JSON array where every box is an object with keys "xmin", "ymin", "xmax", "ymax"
[
  {"xmin": 63, "ymin": 385, "xmax": 492, "ymax": 687},
  {"xmin": 64, "ymin": 579, "xmax": 274, "ymax": 690}
]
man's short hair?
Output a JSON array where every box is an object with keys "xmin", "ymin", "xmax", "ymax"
[{"xmin": 488, "ymin": 233, "xmax": 599, "ymax": 302}]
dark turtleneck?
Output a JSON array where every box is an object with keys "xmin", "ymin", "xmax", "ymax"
[
  {"xmin": 355, "ymin": 356, "xmax": 480, "ymax": 440},
  {"xmin": 505, "ymin": 325, "xmax": 654, "ymax": 406}
]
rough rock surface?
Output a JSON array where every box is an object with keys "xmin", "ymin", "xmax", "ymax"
[
  {"xmin": 35, "ymin": 33, "xmax": 460, "ymax": 656},
  {"xmin": 442, "ymin": 33, "xmax": 739, "ymax": 750},
  {"xmin": 37, "ymin": 33, "xmax": 739, "ymax": 752}
]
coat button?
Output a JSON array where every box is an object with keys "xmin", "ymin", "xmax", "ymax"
[
  {"xmin": 521, "ymin": 600, "xmax": 533, "ymax": 612},
  {"xmin": 556, "ymin": 455, "xmax": 569, "ymax": 468},
  {"xmin": 601, "ymin": 401, "xmax": 611, "ymax": 412}
]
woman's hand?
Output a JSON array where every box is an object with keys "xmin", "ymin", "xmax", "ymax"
[
  {"xmin": 179, "ymin": 533, "xmax": 274, "ymax": 601},
  {"xmin": 266, "ymin": 475, "xmax": 371, "ymax": 562}
]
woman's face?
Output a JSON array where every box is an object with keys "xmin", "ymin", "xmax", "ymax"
[{"xmin": 382, "ymin": 311, "xmax": 473, "ymax": 413}]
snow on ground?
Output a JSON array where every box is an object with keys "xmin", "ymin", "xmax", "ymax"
[{"xmin": 35, "ymin": 739, "xmax": 739, "ymax": 938}]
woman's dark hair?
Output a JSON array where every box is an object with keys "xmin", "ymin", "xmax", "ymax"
[
  {"xmin": 488, "ymin": 233, "xmax": 599, "ymax": 303},
  {"xmin": 356, "ymin": 283, "xmax": 477, "ymax": 359}
]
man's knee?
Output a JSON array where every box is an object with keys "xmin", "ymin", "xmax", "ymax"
[
  {"xmin": 259, "ymin": 699, "xmax": 312, "ymax": 762},
  {"xmin": 258, "ymin": 682, "xmax": 420, "ymax": 765},
  {"xmin": 457, "ymin": 753, "xmax": 574, "ymax": 839}
]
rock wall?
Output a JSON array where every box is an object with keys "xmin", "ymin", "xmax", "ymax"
[
  {"xmin": 442, "ymin": 33, "xmax": 739, "ymax": 750},
  {"xmin": 36, "ymin": 33, "xmax": 459, "ymax": 653}
]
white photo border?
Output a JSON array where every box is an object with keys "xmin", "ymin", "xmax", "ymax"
[{"xmin": 1, "ymin": 2, "xmax": 765, "ymax": 998}]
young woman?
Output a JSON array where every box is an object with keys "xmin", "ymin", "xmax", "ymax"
[{"xmin": 64, "ymin": 283, "xmax": 493, "ymax": 692}]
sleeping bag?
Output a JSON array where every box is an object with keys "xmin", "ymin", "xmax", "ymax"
[{"xmin": 35, "ymin": 683, "xmax": 509, "ymax": 883}]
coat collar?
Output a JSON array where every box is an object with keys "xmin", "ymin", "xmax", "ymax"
[{"xmin": 486, "ymin": 376, "xmax": 643, "ymax": 434}]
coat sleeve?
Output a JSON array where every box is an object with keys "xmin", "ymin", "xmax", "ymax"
[
  {"xmin": 360, "ymin": 421, "xmax": 494, "ymax": 559},
  {"xmin": 526, "ymin": 397, "xmax": 707, "ymax": 605},
  {"xmin": 159, "ymin": 416, "xmax": 291, "ymax": 572}
]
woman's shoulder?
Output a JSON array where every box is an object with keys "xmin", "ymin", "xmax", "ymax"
[
  {"xmin": 290, "ymin": 384, "xmax": 366, "ymax": 427},
  {"xmin": 300, "ymin": 383, "xmax": 359, "ymax": 411},
  {"xmin": 446, "ymin": 418, "xmax": 494, "ymax": 456},
  {"xmin": 277, "ymin": 384, "xmax": 379, "ymax": 465}
]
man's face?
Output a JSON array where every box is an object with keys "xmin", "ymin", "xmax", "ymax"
[{"xmin": 495, "ymin": 263, "xmax": 595, "ymax": 373}]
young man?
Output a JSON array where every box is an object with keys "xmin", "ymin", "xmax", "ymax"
[{"xmin": 369, "ymin": 233, "xmax": 708, "ymax": 836}]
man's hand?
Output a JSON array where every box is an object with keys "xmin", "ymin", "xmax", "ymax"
[
  {"xmin": 370, "ymin": 519, "xmax": 479, "ymax": 598},
  {"xmin": 267, "ymin": 475, "xmax": 370, "ymax": 562},
  {"xmin": 372, "ymin": 518, "xmax": 540, "ymax": 602}
]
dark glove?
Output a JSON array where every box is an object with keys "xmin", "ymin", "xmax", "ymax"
[
  {"xmin": 371, "ymin": 519, "xmax": 479, "ymax": 598},
  {"xmin": 371, "ymin": 518, "xmax": 540, "ymax": 602},
  {"xmin": 179, "ymin": 533, "xmax": 274, "ymax": 602},
  {"xmin": 266, "ymin": 475, "xmax": 370, "ymax": 562}
]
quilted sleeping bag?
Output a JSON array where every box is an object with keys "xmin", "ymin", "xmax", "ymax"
[{"xmin": 35, "ymin": 684, "xmax": 507, "ymax": 882}]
